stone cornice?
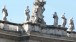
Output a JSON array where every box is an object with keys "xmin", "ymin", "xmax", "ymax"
[
  {"xmin": 67, "ymin": 31, "xmax": 76, "ymax": 34},
  {"xmin": 46, "ymin": 25, "xmax": 67, "ymax": 31},
  {"xmin": 0, "ymin": 20, "xmax": 23, "ymax": 26}
]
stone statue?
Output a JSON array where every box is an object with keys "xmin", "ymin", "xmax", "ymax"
[
  {"xmin": 42, "ymin": 6, "xmax": 45, "ymax": 14},
  {"xmin": 31, "ymin": 0, "xmax": 46, "ymax": 24},
  {"xmin": 53, "ymin": 12, "xmax": 58, "ymax": 27},
  {"xmin": 2, "ymin": 5, "xmax": 8, "ymax": 21},
  {"xmin": 61, "ymin": 13, "xmax": 67, "ymax": 27},
  {"xmin": 33, "ymin": 8, "xmax": 38, "ymax": 23},
  {"xmin": 68, "ymin": 17, "xmax": 74, "ymax": 32},
  {"xmin": 25, "ymin": 6, "xmax": 30, "ymax": 21},
  {"xmin": 34, "ymin": 0, "xmax": 40, "ymax": 5}
]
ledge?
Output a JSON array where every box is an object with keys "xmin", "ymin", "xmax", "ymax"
[
  {"xmin": 67, "ymin": 31, "xmax": 76, "ymax": 34},
  {"xmin": 23, "ymin": 22, "xmax": 45, "ymax": 27},
  {"xmin": 23, "ymin": 22, "xmax": 40, "ymax": 25},
  {"xmin": 46, "ymin": 25, "xmax": 67, "ymax": 31},
  {"xmin": 0, "ymin": 20, "xmax": 23, "ymax": 26}
]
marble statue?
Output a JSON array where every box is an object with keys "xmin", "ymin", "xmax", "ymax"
[
  {"xmin": 33, "ymin": 8, "xmax": 38, "ymax": 23},
  {"xmin": 25, "ymin": 6, "xmax": 30, "ymax": 21},
  {"xmin": 34, "ymin": 0, "xmax": 40, "ymax": 5},
  {"xmin": 61, "ymin": 13, "xmax": 67, "ymax": 27},
  {"xmin": 68, "ymin": 17, "xmax": 74, "ymax": 32},
  {"xmin": 53, "ymin": 12, "xmax": 58, "ymax": 27},
  {"xmin": 42, "ymin": 6, "xmax": 45, "ymax": 14},
  {"xmin": 31, "ymin": 0, "xmax": 46, "ymax": 24},
  {"xmin": 2, "ymin": 5, "xmax": 8, "ymax": 21}
]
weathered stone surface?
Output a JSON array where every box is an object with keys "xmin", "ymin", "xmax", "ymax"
[
  {"xmin": 0, "ymin": 20, "xmax": 76, "ymax": 42},
  {"xmin": 0, "ymin": 0, "xmax": 76, "ymax": 42}
]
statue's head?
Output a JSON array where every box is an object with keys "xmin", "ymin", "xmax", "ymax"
[
  {"xmin": 70, "ymin": 17, "xmax": 73, "ymax": 20},
  {"xmin": 54, "ymin": 12, "xmax": 57, "ymax": 16},
  {"xmin": 61, "ymin": 13, "xmax": 65, "ymax": 18},
  {"xmin": 3, "ymin": 5, "xmax": 6, "ymax": 9},
  {"xmin": 53, "ymin": 12, "xmax": 57, "ymax": 18},
  {"xmin": 27, "ymin": 6, "xmax": 29, "ymax": 9},
  {"xmin": 54, "ymin": 12, "xmax": 57, "ymax": 14},
  {"xmin": 2, "ymin": 5, "xmax": 7, "ymax": 13},
  {"xmin": 69, "ymin": 17, "xmax": 73, "ymax": 24}
]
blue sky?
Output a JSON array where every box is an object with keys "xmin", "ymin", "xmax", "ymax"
[{"xmin": 0, "ymin": 0, "xmax": 76, "ymax": 31}]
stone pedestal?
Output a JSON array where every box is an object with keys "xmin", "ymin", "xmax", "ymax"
[
  {"xmin": 22, "ymin": 22, "xmax": 42, "ymax": 35},
  {"xmin": 23, "ymin": 22, "xmax": 32, "ymax": 35}
]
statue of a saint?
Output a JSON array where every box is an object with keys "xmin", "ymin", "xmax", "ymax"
[
  {"xmin": 33, "ymin": 8, "xmax": 38, "ymax": 23},
  {"xmin": 61, "ymin": 13, "xmax": 67, "ymax": 27},
  {"xmin": 25, "ymin": 6, "xmax": 30, "ymax": 21},
  {"xmin": 2, "ymin": 5, "xmax": 8, "ymax": 21},
  {"xmin": 30, "ymin": 0, "xmax": 46, "ymax": 25},
  {"xmin": 68, "ymin": 17, "xmax": 74, "ymax": 32},
  {"xmin": 53, "ymin": 12, "xmax": 58, "ymax": 27},
  {"xmin": 33, "ymin": 0, "xmax": 45, "ymax": 21}
]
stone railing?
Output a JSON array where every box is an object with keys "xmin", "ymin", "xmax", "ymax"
[
  {"xmin": 23, "ymin": 22, "xmax": 67, "ymax": 36},
  {"xmin": 0, "ymin": 20, "xmax": 23, "ymax": 32},
  {"xmin": 67, "ymin": 31, "xmax": 76, "ymax": 38}
]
